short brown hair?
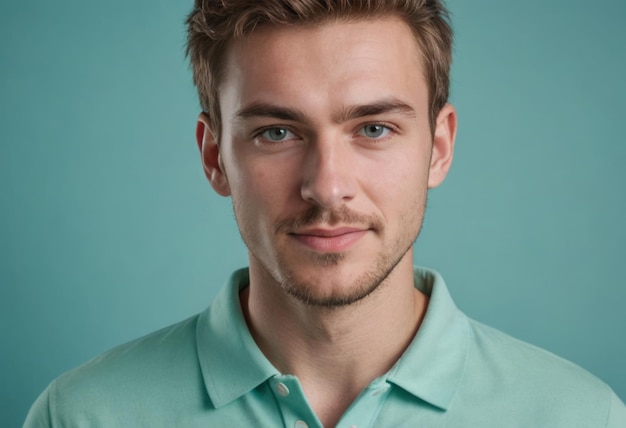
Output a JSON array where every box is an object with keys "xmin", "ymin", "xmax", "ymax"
[{"xmin": 186, "ymin": 0, "xmax": 453, "ymax": 139}]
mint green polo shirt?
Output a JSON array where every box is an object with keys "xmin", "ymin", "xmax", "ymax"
[{"xmin": 25, "ymin": 267, "xmax": 626, "ymax": 427}]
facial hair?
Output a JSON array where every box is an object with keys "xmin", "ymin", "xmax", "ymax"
[{"xmin": 268, "ymin": 204, "xmax": 423, "ymax": 309}]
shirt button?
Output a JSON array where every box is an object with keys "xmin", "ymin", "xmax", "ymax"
[
  {"xmin": 275, "ymin": 382, "xmax": 290, "ymax": 397},
  {"xmin": 295, "ymin": 421, "xmax": 309, "ymax": 428}
]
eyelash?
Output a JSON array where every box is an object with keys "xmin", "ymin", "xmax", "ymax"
[
  {"xmin": 252, "ymin": 122, "xmax": 399, "ymax": 143},
  {"xmin": 253, "ymin": 126, "xmax": 299, "ymax": 144},
  {"xmin": 357, "ymin": 123, "xmax": 397, "ymax": 139}
]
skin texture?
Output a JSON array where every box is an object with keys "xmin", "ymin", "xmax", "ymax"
[{"xmin": 196, "ymin": 17, "xmax": 456, "ymax": 427}]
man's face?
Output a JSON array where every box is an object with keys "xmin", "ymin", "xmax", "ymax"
[{"xmin": 200, "ymin": 17, "xmax": 455, "ymax": 307}]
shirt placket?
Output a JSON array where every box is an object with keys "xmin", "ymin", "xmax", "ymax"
[
  {"xmin": 270, "ymin": 375, "xmax": 323, "ymax": 428},
  {"xmin": 335, "ymin": 377, "xmax": 392, "ymax": 428}
]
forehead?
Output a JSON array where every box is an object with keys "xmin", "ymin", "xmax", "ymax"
[{"xmin": 220, "ymin": 17, "xmax": 427, "ymax": 120}]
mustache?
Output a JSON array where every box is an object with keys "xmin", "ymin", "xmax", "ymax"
[{"xmin": 273, "ymin": 205, "xmax": 383, "ymax": 234}]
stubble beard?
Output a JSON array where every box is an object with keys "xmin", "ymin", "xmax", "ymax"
[
  {"xmin": 265, "ymin": 204, "xmax": 425, "ymax": 309},
  {"xmin": 278, "ymin": 241, "xmax": 415, "ymax": 309}
]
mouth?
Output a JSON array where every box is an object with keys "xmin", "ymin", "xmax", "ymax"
[{"xmin": 289, "ymin": 227, "xmax": 369, "ymax": 252}]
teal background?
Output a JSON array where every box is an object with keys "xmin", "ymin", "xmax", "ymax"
[{"xmin": 1, "ymin": 0, "xmax": 624, "ymax": 425}]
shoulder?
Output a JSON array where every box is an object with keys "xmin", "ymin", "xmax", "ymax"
[
  {"xmin": 58, "ymin": 314, "xmax": 201, "ymax": 388},
  {"xmin": 458, "ymin": 318, "xmax": 625, "ymax": 426},
  {"xmin": 25, "ymin": 315, "xmax": 206, "ymax": 427},
  {"xmin": 467, "ymin": 319, "xmax": 601, "ymax": 387}
]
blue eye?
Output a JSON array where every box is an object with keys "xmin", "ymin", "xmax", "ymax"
[
  {"xmin": 359, "ymin": 124, "xmax": 391, "ymax": 139},
  {"xmin": 259, "ymin": 127, "xmax": 295, "ymax": 141}
]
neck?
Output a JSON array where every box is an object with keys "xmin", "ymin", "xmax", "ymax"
[{"xmin": 241, "ymin": 255, "xmax": 428, "ymax": 426}]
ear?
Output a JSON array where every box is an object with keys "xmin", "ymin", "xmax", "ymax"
[
  {"xmin": 428, "ymin": 103, "xmax": 457, "ymax": 188},
  {"xmin": 196, "ymin": 113, "xmax": 231, "ymax": 196}
]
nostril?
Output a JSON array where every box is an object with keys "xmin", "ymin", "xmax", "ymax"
[{"xmin": 300, "ymin": 173, "xmax": 356, "ymax": 208}]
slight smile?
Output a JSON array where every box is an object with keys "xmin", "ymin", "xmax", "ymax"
[{"xmin": 290, "ymin": 228, "xmax": 369, "ymax": 252}]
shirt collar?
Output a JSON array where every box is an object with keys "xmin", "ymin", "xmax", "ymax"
[
  {"xmin": 386, "ymin": 267, "xmax": 470, "ymax": 410},
  {"xmin": 197, "ymin": 267, "xmax": 469, "ymax": 410},
  {"xmin": 196, "ymin": 268, "xmax": 279, "ymax": 408}
]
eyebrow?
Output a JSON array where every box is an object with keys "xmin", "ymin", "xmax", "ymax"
[
  {"xmin": 333, "ymin": 100, "xmax": 416, "ymax": 123},
  {"xmin": 235, "ymin": 104, "xmax": 309, "ymax": 124},
  {"xmin": 234, "ymin": 98, "xmax": 416, "ymax": 125}
]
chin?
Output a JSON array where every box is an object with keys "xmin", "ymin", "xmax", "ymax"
[{"xmin": 275, "ymin": 257, "xmax": 391, "ymax": 308}]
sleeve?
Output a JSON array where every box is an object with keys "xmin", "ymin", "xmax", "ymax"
[
  {"xmin": 23, "ymin": 383, "xmax": 55, "ymax": 428},
  {"xmin": 606, "ymin": 389, "xmax": 626, "ymax": 428}
]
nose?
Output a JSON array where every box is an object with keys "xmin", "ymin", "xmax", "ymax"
[{"xmin": 300, "ymin": 137, "xmax": 357, "ymax": 208}]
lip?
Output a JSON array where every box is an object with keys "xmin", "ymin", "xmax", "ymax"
[{"xmin": 289, "ymin": 227, "xmax": 368, "ymax": 252}]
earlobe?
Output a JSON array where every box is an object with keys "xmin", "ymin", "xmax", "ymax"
[
  {"xmin": 428, "ymin": 103, "xmax": 457, "ymax": 188},
  {"xmin": 196, "ymin": 113, "xmax": 231, "ymax": 196}
]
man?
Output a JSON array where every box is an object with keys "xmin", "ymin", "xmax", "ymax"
[{"xmin": 25, "ymin": 0, "xmax": 626, "ymax": 426}]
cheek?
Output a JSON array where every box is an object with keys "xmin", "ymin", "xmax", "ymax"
[
  {"xmin": 230, "ymin": 158, "xmax": 298, "ymax": 216},
  {"xmin": 366, "ymin": 151, "xmax": 430, "ymax": 223},
  {"xmin": 368, "ymin": 149, "xmax": 430, "ymax": 192}
]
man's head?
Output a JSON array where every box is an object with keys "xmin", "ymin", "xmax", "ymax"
[
  {"xmin": 186, "ymin": 0, "xmax": 453, "ymax": 141},
  {"xmin": 187, "ymin": 2, "xmax": 456, "ymax": 308}
]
